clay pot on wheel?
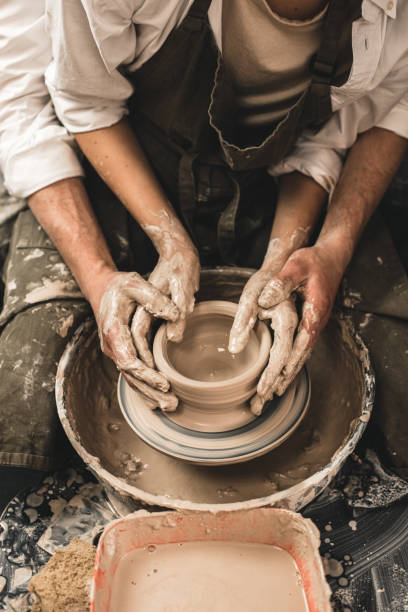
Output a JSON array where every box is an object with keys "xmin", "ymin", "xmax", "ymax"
[{"xmin": 152, "ymin": 301, "xmax": 272, "ymax": 431}]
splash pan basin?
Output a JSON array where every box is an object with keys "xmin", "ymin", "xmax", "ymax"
[{"xmin": 57, "ymin": 268, "xmax": 374, "ymax": 512}]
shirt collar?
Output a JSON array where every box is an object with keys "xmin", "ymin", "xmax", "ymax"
[{"xmin": 367, "ymin": 0, "xmax": 397, "ymax": 19}]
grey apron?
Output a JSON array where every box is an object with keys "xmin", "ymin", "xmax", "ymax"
[{"xmin": 127, "ymin": 0, "xmax": 360, "ymax": 266}]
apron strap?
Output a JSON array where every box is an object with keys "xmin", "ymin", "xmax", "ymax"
[
  {"xmin": 306, "ymin": 0, "xmax": 355, "ymax": 125},
  {"xmin": 183, "ymin": 0, "xmax": 212, "ymax": 30},
  {"xmin": 178, "ymin": 150, "xmax": 240, "ymax": 265},
  {"xmin": 217, "ymin": 177, "xmax": 240, "ymax": 265},
  {"xmin": 178, "ymin": 151, "xmax": 199, "ymax": 243}
]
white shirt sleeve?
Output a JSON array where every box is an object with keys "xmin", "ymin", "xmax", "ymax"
[
  {"xmin": 270, "ymin": 62, "xmax": 408, "ymax": 194},
  {"xmin": 45, "ymin": 0, "xmax": 134, "ymax": 134},
  {"xmin": 0, "ymin": 1, "xmax": 84, "ymax": 199},
  {"xmin": 376, "ymin": 92, "xmax": 408, "ymax": 139}
]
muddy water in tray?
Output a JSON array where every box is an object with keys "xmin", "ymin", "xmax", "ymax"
[{"xmin": 110, "ymin": 541, "xmax": 308, "ymax": 612}]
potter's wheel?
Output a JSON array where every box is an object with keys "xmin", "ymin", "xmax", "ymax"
[
  {"xmin": 118, "ymin": 368, "xmax": 310, "ymax": 465},
  {"xmin": 57, "ymin": 268, "xmax": 374, "ymax": 512}
]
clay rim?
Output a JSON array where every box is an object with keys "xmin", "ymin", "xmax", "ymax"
[
  {"xmin": 55, "ymin": 267, "xmax": 376, "ymax": 513},
  {"xmin": 152, "ymin": 300, "xmax": 272, "ymax": 390}
]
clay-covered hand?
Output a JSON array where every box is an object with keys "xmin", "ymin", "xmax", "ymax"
[
  {"xmin": 97, "ymin": 271, "xmax": 181, "ymax": 412},
  {"xmin": 257, "ymin": 244, "xmax": 344, "ymax": 402},
  {"xmin": 229, "ymin": 267, "xmax": 298, "ymax": 415},
  {"xmin": 131, "ymin": 246, "xmax": 200, "ymax": 367}
]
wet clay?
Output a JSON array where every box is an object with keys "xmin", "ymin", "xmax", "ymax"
[
  {"xmin": 167, "ymin": 313, "xmax": 258, "ymax": 383},
  {"xmin": 151, "ymin": 300, "xmax": 272, "ymax": 432},
  {"xmin": 64, "ymin": 268, "xmax": 366, "ymax": 506},
  {"xmin": 109, "ymin": 541, "xmax": 308, "ymax": 612}
]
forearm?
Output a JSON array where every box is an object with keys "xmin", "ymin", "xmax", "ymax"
[
  {"xmin": 75, "ymin": 119, "xmax": 195, "ymax": 256},
  {"xmin": 28, "ymin": 178, "xmax": 117, "ymax": 311},
  {"xmin": 262, "ymin": 172, "xmax": 327, "ymax": 269},
  {"xmin": 243, "ymin": 130, "xmax": 406, "ymax": 403},
  {"xmin": 230, "ymin": 172, "xmax": 327, "ymax": 356},
  {"xmin": 316, "ymin": 127, "xmax": 408, "ymax": 272}
]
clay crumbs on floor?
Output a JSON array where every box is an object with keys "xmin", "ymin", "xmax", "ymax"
[{"xmin": 29, "ymin": 537, "xmax": 95, "ymax": 612}]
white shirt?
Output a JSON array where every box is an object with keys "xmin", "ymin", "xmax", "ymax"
[{"xmin": 0, "ymin": 0, "xmax": 407, "ymax": 199}]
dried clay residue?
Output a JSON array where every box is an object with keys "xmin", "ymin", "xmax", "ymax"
[
  {"xmin": 29, "ymin": 538, "xmax": 95, "ymax": 612},
  {"xmin": 55, "ymin": 314, "xmax": 75, "ymax": 338},
  {"xmin": 24, "ymin": 279, "xmax": 82, "ymax": 304},
  {"xmin": 340, "ymin": 450, "xmax": 408, "ymax": 509}
]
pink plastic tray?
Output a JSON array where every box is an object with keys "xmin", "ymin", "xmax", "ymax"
[{"xmin": 91, "ymin": 507, "xmax": 331, "ymax": 612}]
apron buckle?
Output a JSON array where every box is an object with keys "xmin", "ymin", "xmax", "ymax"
[{"xmin": 310, "ymin": 55, "xmax": 335, "ymax": 84}]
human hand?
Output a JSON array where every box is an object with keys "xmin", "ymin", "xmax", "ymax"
[
  {"xmin": 96, "ymin": 271, "xmax": 181, "ymax": 411},
  {"xmin": 131, "ymin": 245, "xmax": 200, "ymax": 367},
  {"xmin": 230, "ymin": 243, "xmax": 344, "ymax": 414},
  {"xmin": 229, "ymin": 267, "xmax": 298, "ymax": 415},
  {"xmin": 256, "ymin": 244, "xmax": 344, "ymax": 405}
]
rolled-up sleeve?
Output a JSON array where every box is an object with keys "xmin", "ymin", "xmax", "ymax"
[
  {"xmin": 376, "ymin": 92, "xmax": 408, "ymax": 139},
  {"xmin": 0, "ymin": 1, "xmax": 84, "ymax": 199},
  {"xmin": 269, "ymin": 133, "xmax": 347, "ymax": 194},
  {"xmin": 270, "ymin": 60, "xmax": 408, "ymax": 194},
  {"xmin": 45, "ymin": 0, "xmax": 134, "ymax": 134}
]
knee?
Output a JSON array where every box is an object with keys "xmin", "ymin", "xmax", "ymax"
[
  {"xmin": 0, "ymin": 301, "xmax": 90, "ymax": 465},
  {"xmin": 0, "ymin": 300, "xmax": 91, "ymax": 399}
]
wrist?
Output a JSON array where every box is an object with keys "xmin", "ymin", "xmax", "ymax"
[
  {"xmin": 261, "ymin": 239, "xmax": 300, "ymax": 274},
  {"xmin": 316, "ymin": 225, "xmax": 355, "ymax": 269},
  {"xmin": 159, "ymin": 234, "xmax": 198, "ymax": 260},
  {"xmin": 260, "ymin": 253, "xmax": 290, "ymax": 275},
  {"xmin": 141, "ymin": 208, "xmax": 197, "ymax": 260},
  {"xmin": 313, "ymin": 238, "xmax": 349, "ymax": 280},
  {"xmin": 81, "ymin": 263, "xmax": 118, "ymax": 315}
]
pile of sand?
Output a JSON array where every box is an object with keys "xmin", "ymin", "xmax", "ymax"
[{"xmin": 29, "ymin": 538, "xmax": 95, "ymax": 612}]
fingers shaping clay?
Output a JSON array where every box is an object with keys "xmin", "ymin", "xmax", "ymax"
[{"xmin": 151, "ymin": 301, "xmax": 272, "ymax": 432}]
